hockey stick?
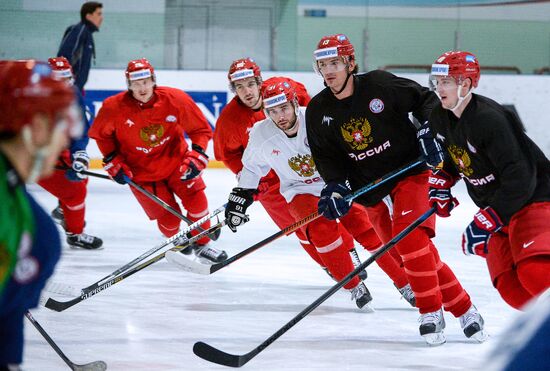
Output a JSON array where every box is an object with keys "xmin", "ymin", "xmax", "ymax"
[
  {"xmin": 43, "ymin": 220, "xmax": 226, "ymax": 312},
  {"xmin": 48, "ymin": 204, "xmax": 226, "ymax": 298},
  {"xmin": 166, "ymin": 158, "xmax": 424, "ymax": 275},
  {"xmin": 193, "ymin": 207, "xmax": 436, "ymax": 367},
  {"xmin": 54, "ymin": 166, "xmax": 219, "ymax": 240},
  {"xmin": 25, "ymin": 311, "xmax": 107, "ymax": 371}
]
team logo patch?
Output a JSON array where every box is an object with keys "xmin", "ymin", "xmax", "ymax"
[
  {"xmin": 140, "ymin": 124, "xmax": 165, "ymax": 147},
  {"xmin": 341, "ymin": 117, "xmax": 373, "ymax": 151},
  {"xmin": 449, "ymin": 144, "xmax": 473, "ymax": 176},
  {"xmin": 369, "ymin": 98, "xmax": 384, "ymax": 113},
  {"xmin": 288, "ymin": 154, "xmax": 316, "ymax": 177},
  {"xmin": 165, "ymin": 115, "xmax": 177, "ymax": 123}
]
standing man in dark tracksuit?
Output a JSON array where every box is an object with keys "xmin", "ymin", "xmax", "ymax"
[
  {"xmin": 57, "ymin": 1, "xmax": 103, "ymax": 92},
  {"xmin": 426, "ymin": 50, "xmax": 550, "ymax": 310},
  {"xmin": 306, "ymin": 33, "xmax": 486, "ymax": 346}
]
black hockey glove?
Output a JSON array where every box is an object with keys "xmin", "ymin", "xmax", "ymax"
[
  {"xmin": 417, "ymin": 121, "xmax": 445, "ymax": 169},
  {"xmin": 318, "ymin": 180, "xmax": 353, "ymax": 220},
  {"xmin": 225, "ymin": 187, "xmax": 255, "ymax": 232}
]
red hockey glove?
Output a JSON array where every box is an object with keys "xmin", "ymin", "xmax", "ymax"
[
  {"xmin": 428, "ymin": 170, "xmax": 459, "ymax": 217},
  {"xmin": 180, "ymin": 145, "xmax": 209, "ymax": 181},
  {"xmin": 462, "ymin": 207, "xmax": 503, "ymax": 257},
  {"xmin": 103, "ymin": 153, "xmax": 133, "ymax": 185}
]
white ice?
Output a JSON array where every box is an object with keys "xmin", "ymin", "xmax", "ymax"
[{"xmin": 23, "ymin": 168, "xmax": 517, "ymax": 370}]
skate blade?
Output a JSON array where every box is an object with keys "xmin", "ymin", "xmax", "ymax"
[
  {"xmin": 357, "ymin": 302, "xmax": 375, "ymax": 313},
  {"xmin": 470, "ymin": 330, "xmax": 489, "ymax": 343},
  {"xmin": 422, "ymin": 332, "xmax": 446, "ymax": 346}
]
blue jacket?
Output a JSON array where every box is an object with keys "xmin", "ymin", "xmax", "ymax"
[
  {"xmin": 69, "ymin": 87, "xmax": 90, "ymax": 154},
  {"xmin": 57, "ymin": 20, "xmax": 98, "ymax": 91}
]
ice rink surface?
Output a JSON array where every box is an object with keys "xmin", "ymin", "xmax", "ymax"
[{"xmin": 22, "ymin": 168, "xmax": 518, "ymax": 370}]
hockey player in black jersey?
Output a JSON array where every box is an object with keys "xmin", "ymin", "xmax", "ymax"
[
  {"xmin": 306, "ymin": 33, "xmax": 486, "ymax": 345},
  {"xmin": 426, "ymin": 50, "xmax": 550, "ymax": 310}
]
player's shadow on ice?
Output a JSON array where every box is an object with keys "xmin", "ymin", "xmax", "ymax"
[{"xmin": 184, "ymin": 303, "xmax": 415, "ymax": 314}]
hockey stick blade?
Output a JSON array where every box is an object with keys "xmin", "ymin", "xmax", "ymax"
[
  {"xmin": 165, "ymin": 250, "xmax": 212, "ymax": 274},
  {"xmin": 26, "ymin": 311, "xmax": 107, "ymax": 371},
  {"xmin": 43, "ymin": 221, "xmax": 225, "ymax": 312},
  {"xmin": 193, "ymin": 208, "xmax": 435, "ymax": 367},
  {"xmin": 194, "ymin": 342, "xmax": 251, "ymax": 368},
  {"xmin": 174, "ymin": 159, "xmax": 424, "ymax": 277},
  {"xmin": 71, "ymin": 360, "xmax": 107, "ymax": 371}
]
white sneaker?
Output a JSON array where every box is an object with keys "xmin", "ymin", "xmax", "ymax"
[
  {"xmin": 397, "ymin": 283, "xmax": 416, "ymax": 307},
  {"xmin": 459, "ymin": 305, "xmax": 489, "ymax": 342},
  {"xmin": 350, "ymin": 282, "xmax": 374, "ymax": 312},
  {"xmin": 419, "ymin": 308, "xmax": 446, "ymax": 346}
]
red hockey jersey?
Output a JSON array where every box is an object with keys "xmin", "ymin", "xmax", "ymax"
[{"xmin": 89, "ymin": 87, "xmax": 212, "ymax": 182}]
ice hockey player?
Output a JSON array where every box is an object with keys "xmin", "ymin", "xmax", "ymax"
[
  {"xmin": 306, "ymin": 33, "xmax": 486, "ymax": 345},
  {"xmin": 36, "ymin": 56, "xmax": 103, "ymax": 249},
  {"xmin": 425, "ymin": 50, "xmax": 550, "ymax": 309},
  {"xmin": 0, "ymin": 60, "xmax": 81, "ymax": 370},
  {"xmin": 214, "ymin": 57, "xmax": 368, "ymax": 279},
  {"xmin": 89, "ymin": 58, "xmax": 227, "ymax": 263}
]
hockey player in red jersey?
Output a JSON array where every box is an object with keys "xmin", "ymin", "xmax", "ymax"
[
  {"xmin": 38, "ymin": 57, "xmax": 102, "ymax": 249},
  {"xmin": 426, "ymin": 50, "xmax": 550, "ymax": 309},
  {"xmin": 306, "ymin": 34, "xmax": 486, "ymax": 345},
  {"xmin": 214, "ymin": 57, "xmax": 368, "ymax": 278},
  {"xmin": 224, "ymin": 79, "xmax": 416, "ymax": 310},
  {"xmin": 89, "ymin": 58, "xmax": 227, "ymax": 263}
]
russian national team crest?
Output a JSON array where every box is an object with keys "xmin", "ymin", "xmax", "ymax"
[
  {"xmin": 288, "ymin": 154, "xmax": 316, "ymax": 177},
  {"xmin": 449, "ymin": 144, "xmax": 473, "ymax": 176},
  {"xmin": 140, "ymin": 124, "xmax": 165, "ymax": 147},
  {"xmin": 341, "ymin": 117, "xmax": 373, "ymax": 151},
  {"xmin": 369, "ymin": 98, "xmax": 384, "ymax": 113}
]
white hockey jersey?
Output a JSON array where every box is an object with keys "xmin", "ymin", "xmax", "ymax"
[{"xmin": 238, "ymin": 108, "xmax": 325, "ymax": 203}]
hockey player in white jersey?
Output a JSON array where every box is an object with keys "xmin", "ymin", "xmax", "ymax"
[{"xmin": 224, "ymin": 78, "xmax": 415, "ymax": 310}]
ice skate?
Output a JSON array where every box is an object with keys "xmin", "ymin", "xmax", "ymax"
[
  {"xmin": 51, "ymin": 206, "xmax": 66, "ymax": 230},
  {"xmin": 350, "ymin": 282, "xmax": 374, "ymax": 312},
  {"xmin": 419, "ymin": 308, "xmax": 446, "ymax": 346},
  {"xmin": 174, "ymin": 233, "xmax": 194, "ymax": 255},
  {"xmin": 396, "ymin": 283, "xmax": 416, "ymax": 307},
  {"xmin": 459, "ymin": 305, "xmax": 489, "ymax": 342},
  {"xmin": 66, "ymin": 233, "xmax": 103, "ymax": 250},
  {"xmin": 349, "ymin": 248, "xmax": 368, "ymax": 280},
  {"xmin": 193, "ymin": 244, "xmax": 228, "ymax": 264}
]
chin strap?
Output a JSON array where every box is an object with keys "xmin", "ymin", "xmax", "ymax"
[{"xmin": 329, "ymin": 72, "xmax": 353, "ymax": 96}]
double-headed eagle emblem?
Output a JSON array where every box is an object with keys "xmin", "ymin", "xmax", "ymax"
[
  {"xmin": 140, "ymin": 124, "xmax": 164, "ymax": 147},
  {"xmin": 288, "ymin": 154, "xmax": 316, "ymax": 177},
  {"xmin": 448, "ymin": 144, "xmax": 473, "ymax": 176},
  {"xmin": 341, "ymin": 117, "xmax": 373, "ymax": 151}
]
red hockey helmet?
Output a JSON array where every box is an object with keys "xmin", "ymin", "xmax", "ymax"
[
  {"xmin": 0, "ymin": 60, "xmax": 77, "ymax": 136},
  {"xmin": 125, "ymin": 58, "xmax": 155, "ymax": 82},
  {"xmin": 262, "ymin": 78, "xmax": 297, "ymax": 109},
  {"xmin": 431, "ymin": 51, "xmax": 480, "ymax": 88},
  {"xmin": 48, "ymin": 57, "xmax": 73, "ymax": 80},
  {"xmin": 227, "ymin": 57, "xmax": 261, "ymax": 83},
  {"xmin": 314, "ymin": 34, "xmax": 355, "ymax": 61}
]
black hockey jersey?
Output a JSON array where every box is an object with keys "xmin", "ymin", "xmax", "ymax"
[
  {"xmin": 429, "ymin": 93, "xmax": 550, "ymax": 224},
  {"xmin": 306, "ymin": 70, "xmax": 437, "ymax": 206}
]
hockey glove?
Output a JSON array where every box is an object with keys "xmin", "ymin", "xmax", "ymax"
[
  {"xmin": 66, "ymin": 150, "xmax": 89, "ymax": 181},
  {"xmin": 417, "ymin": 121, "xmax": 445, "ymax": 169},
  {"xmin": 462, "ymin": 207, "xmax": 503, "ymax": 257},
  {"xmin": 103, "ymin": 153, "xmax": 133, "ymax": 185},
  {"xmin": 180, "ymin": 145, "xmax": 209, "ymax": 181},
  {"xmin": 428, "ymin": 170, "xmax": 459, "ymax": 217},
  {"xmin": 225, "ymin": 187, "xmax": 255, "ymax": 232},
  {"xmin": 318, "ymin": 180, "xmax": 353, "ymax": 220}
]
